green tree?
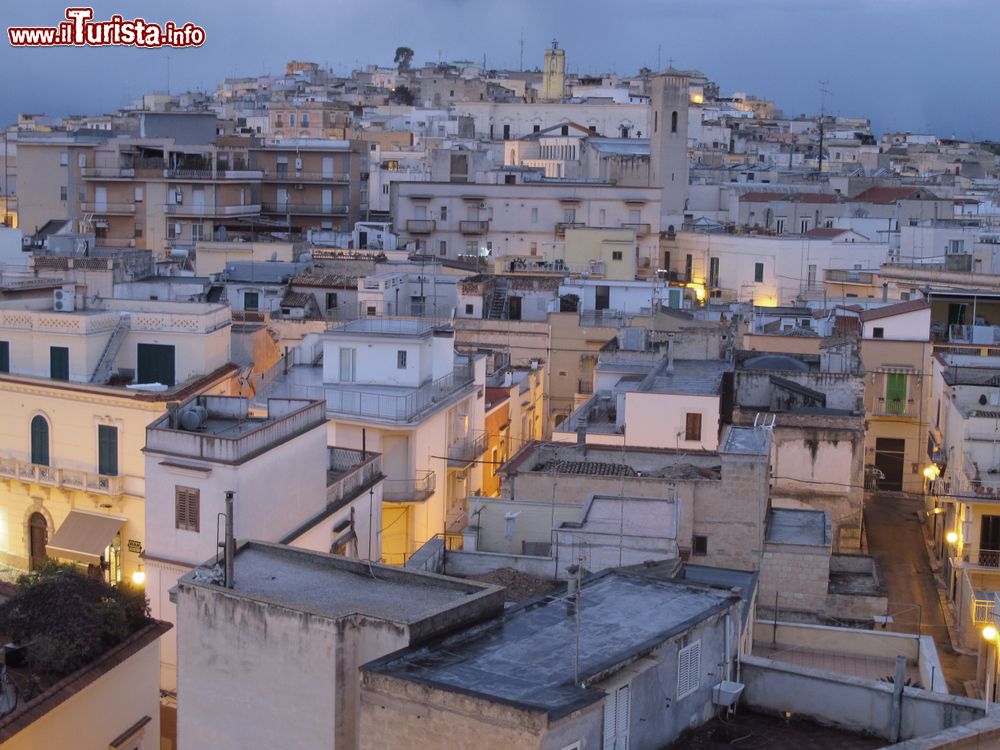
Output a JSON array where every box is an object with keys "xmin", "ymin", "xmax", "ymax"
[
  {"xmin": 394, "ymin": 46, "xmax": 414, "ymax": 73},
  {"xmin": 390, "ymin": 85, "xmax": 415, "ymax": 106},
  {"xmin": 0, "ymin": 563, "xmax": 150, "ymax": 677}
]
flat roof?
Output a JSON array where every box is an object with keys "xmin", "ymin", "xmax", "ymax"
[
  {"xmin": 766, "ymin": 509, "xmax": 830, "ymax": 546},
  {"xmin": 326, "ymin": 318, "xmax": 445, "ymax": 337},
  {"xmin": 640, "ymin": 358, "xmax": 731, "ymax": 396},
  {"xmin": 365, "ymin": 569, "xmax": 737, "ymax": 718},
  {"xmin": 183, "ymin": 542, "xmax": 497, "ymax": 625}
]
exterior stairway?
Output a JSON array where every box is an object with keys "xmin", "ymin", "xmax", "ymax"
[{"xmin": 90, "ymin": 314, "xmax": 131, "ymax": 383}]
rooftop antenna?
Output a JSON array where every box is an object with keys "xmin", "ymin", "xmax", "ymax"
[
  {"xmin": 817, "ymin": 79, "xmax": 832, "ymax": 174},
  {"xmin": 657, "ymin": 44, "xmax": 661, "ymax": 71},
  {"xmin": 519, "ymin": 28, "xmax": 524, "ymax": 71},
  {"xmin": 223, "ymin": 491, "xmax": 235, "ymax": 588}
]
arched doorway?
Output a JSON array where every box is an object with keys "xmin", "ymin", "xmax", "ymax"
[{"xmin": 29, "ymin": 513, "xmax": 47, "ymax": 571}]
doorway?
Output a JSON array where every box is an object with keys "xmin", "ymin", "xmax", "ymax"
[
  {"xmin": 508, "ymin": 296, "xmax": 522, "ymax": 321},
  {"xmin": 29, "ymin": 513, "xmax": 47, "ymax": 571},
  {"xmin": 981, "ymin": 516, "xmax": 1000, "ymax": 565},
  {"xmin": 874, "ymin": 437, "xmax": 906, "ymax": 491}
]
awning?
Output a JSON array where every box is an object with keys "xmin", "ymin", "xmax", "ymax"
[{"xmin": 46, "ymin": 510, "xmax": 126, "ymax": 566}]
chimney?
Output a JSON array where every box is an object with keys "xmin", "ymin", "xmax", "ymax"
[
  {"xmin": 166, "ymin": 402, "xmax": 181, "ymax": 429},
  {"xmin": 224, "ymin": 491, "xmax": 235, "ymax": 589},
  {"xmin": 666, "ymin": 341, "xmax": 675, "ymax": 373},
  {"xmin": 882, "ymin": 282, "xmax": 889, "ymax": 302}
]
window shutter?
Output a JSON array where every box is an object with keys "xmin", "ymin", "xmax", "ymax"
[
  {"xmin": 677, "ymin": 640, "xmax": 702, "ymax": 698},
  {"xmin": 98, "ymin": 425, "xmax": 118, "ymax": 476},
  {"xmin": 614, "ymin": 686, "xmax": 630, "ymax": 749},
  {"xmin": 602, "ymin": 694, "xmax": 616, "ymax": 749},
  {"xmin": 176, "ymin": 487, "xmax": 200, "ymax": 532}
]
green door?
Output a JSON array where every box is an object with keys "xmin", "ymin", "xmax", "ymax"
[
  {"xmin": 137, "ymin": 343, "xmax": 176, "ymax": 387},
  {"xmin": 886, "ymin": 373, "xmax": 907, "ymax": 415},
  {"xmin": 98, "ymin": 425, "xmax": 118, "ymax": 476},
  {"xmin": 49, "ymin": 346, "xmax": 69, "ymax": 380}
]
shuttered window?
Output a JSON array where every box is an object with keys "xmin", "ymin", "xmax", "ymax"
[
  {"xmin": 685, "ymin": 413, "xmax": 702, "ymax": 442},
  {"xmin": 175, "ymin": 486, "xmax": 200, "ymax": 532},
  {"xmin": 30, "ymin": 416, "xmax": 49, "ymax": 466},
  {"xmin": 50, "ymin": 346, "xmax": 69, "ymax": 381},
  {"xmin": 602, "ymin": 684, "xmax": 630, "ymax": 750},
  {"xmin": 137, "ymin": 344, "xmax": 176, "ymax": 387},
  {"xmin": 677, "ymin": 640, "xmax": 702, "ymax": 698},
  {"xmin": 98, "ymin": 425, "xmax": 118, "ymax": 476},
  {"xmin": 0, "ymin": 341, "xmax": 8, "ymax": 373}
]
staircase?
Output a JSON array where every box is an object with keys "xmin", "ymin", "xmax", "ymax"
[
  {"xmin": 487, "ymin": 278, "xmax": 509, "ymax": 320},
  {"xmin": 91, "ymin": 314, "xmax": 131, "ymax": 383}
]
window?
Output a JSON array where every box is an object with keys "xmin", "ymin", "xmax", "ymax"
[
  {"xmin": 98, "ymin": 425, "xmax": 118, "ymax": 477},
  {"xmin": 134, "ymin": 186, "xmax": 143, "ymax": 202},
  {"xmin": 709, "ymin": 257, "xmax": 720, "ymax": 288},
  {"xmin": 50, "ymin": 346, "xmax": 69, "ymax": 381},
  {"xmin": 244, "ymin": 291, "xmax": 260, "ymax": 311},
  {"xmin": 301, "ymin": 114, "xmax": 309, "ymax": 127},
  {"xmin": 136, "ymin": 343, "xmax": 175, "ymax": 387},
  {"xmin": 531, "ymin": 207, "xmax": 538, "ymax": 223},
  {"xmin": 326, "ymin": 292, "xmax": 338, "ymax": 310},
  {"xmin": 175, "ymin": 486, "xmax": 200, "ymax": 532},
  {"xmin": 134, "ymin": 223, "xmax": 142, "ymax": 238},
  {"xmin": 684, "ymin": 254, "xmax": 693, "ymax": 282},
  {"xmin": 677, "ymin": 640, "xmax": 702, "ymax": 698},
  {"xmin": 0, "ymin": 341, "xmax": 8, "ymax": 373},
  {"xmin": 59, "ymin": 152, "xmax": 68, "ymax": 166},
  {"xmin": 598, "ymin": 208, "xmax": 606, "ymax": 224},
  {"xmin": 191, "ymin": 223, "xmax": 204, "ymax": 241},
  {"xmin": 800, "ymin": 218, "xmax": 810, "ymax": 233},
  {"xmin": 886, "ymin": 373, "xmax": 907, "ymax": 414},
  {"xmin": 533, "ymin": 124, "xmax": 541, "ymax": 133},
  {"xmin": 563, "ymin": 208, "xmax": 576, "ymax": 223},
  {"xmin": 685, "ymin": 412, "xmax": 702, "ymax": 441},
  {"xmin": 366, "ymin": 305, "xmax": 377, "ymax": 316},
  {"xmin": 502, "ymin": 124, "xmax": 510, "ymax": 139},
  {"xmin": 30, "ymin": 416, "xmax": 49, "ymax": 466},
  {"xmin": 530, "ymin": 241, "xmax": 538, "ymax": 256},
  {"xmin": 693, "ymin": 534, "xmax": 708, "ymax": 555},
  {"xmin": 754, "ymin": 262, "xmax": 764, "ymax": 283},
  {"xmin": 491, "ymin": 448, "xmax": 499, "ymax": 477},
  {"xmin": 602, "ymin": 684, "xmax": 630, "ymax": 750},
  {"xmin": 440, "ymin": 206, "xmax": 448, "ymax": 221},
  {"xmin": 873, "ymin": 327, "xmax": 884, "ymax": 339},
  {"xmin": 439, "ymin": 240, "xmax": 447, "ymax": 256},
  {"xmin": 808, "ymin": 264, "xmax": 817, "ymax": 288},
  {"xmin": 339, "ymin": 347, "xmax": 357, "ymax": 382},
  {"xmin": 612, "ymin": 251, "xmax": 623, "ymax": 261},
  {"xmin": 397, "ymin": 350, "xmax": 407, "ymax": 369},
  {"xmin": 671, "ymin": 110, "xmax": 678, "ymax": 133},
  {"xmin": 465, "ymin": 303, "xmax": 474, "ymax": 315},
  {"xmin": 59, "ymin": 186, "xmax": 68, "ymax": 202}
]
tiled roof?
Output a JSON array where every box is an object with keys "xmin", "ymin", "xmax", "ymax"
[
  {"xmin": 852, "ymin": 186, "xmax": 940, "ymax": 204},
  {"xmin": 858, "ymin": 299, "xmax": 929, "ymax": 322}
]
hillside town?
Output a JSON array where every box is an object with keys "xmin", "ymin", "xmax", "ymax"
[{"xmin": 2, "ymin": 27, "xmax": 1000, "ymax": 750}]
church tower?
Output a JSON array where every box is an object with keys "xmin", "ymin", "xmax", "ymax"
[
  {"xmin": 541, "ymin": 40, "xmax": 565, "ymax": 101},
  {"xmin": 650, "ymin": 70, "xmax": 690, "ymax": 233}
]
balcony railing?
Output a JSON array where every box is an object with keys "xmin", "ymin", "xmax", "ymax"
[
  {"xmin": 459, "ymin": 220, "xmax": 489, "ymax": 235},
  {"xmin": 383, "ymin": 471, "xmax": 436, "ymax": 502},
  {"xmin": 975, "ymin": 549, "xmax": 1000, "ymax": 568},
  {"xmin": 555, "ymin": 222, "xmax": 585, "ymax": 238},
  {"xmin": 262, "ymin": 170, "xmax": 350, "ymax": 182},
  {"xmin": 872, "ymin": 397, "xmax": 917, "ymax": 418},
  {"xmin": 81, "ymin": 167, "xmax": 135, "ymax": 179},
  {"xmin": 327, "ymin": 448, "xmax": 383, "ymax": 507},
  {"xmin": 973, "ymin": 594, "xmax": 999, "ymax": 623},
  {"xmin": 825, "ymin": 268, "xmax": 876, "ymax": 285},
  {"xmin": 164, "ymin": 203, "xmax": 261, "ymax": 217},
  {"xmin": 578, "ymin": 378, "xmax": 594, "ymax": 395},
  {"xmin": 164, "ymin": 168, "xmax": 262, "ymax": 180},
  {"xmin": 406, "ymin": 219, "xmax": 436, "ymax": 234},
  {"xmin": 447, "ymin": 431, "xmax": 487, "ymax": 466},
  {"xmin": 261, "ymin": 203, "xmax": 349, "ymax": 216},
  {"xmin": 620, "ymin": 221, "xmax": 651, "ymax": 235},
  {"xmin": 81, "ymin": 202, "xmax": 135, "ymax": 214},
  {"xmin": 0, "ymin": 456, "xmax": 122, "ymax": 495}
]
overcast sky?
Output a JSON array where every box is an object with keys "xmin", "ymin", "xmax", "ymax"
[{"xmin": 2, "ymin": 0, "xmax": 997, "ymax": 139}]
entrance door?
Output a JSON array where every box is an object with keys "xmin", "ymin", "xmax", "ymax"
[
  {"xmin": 508, "ymin": 296, "xmax": 522, "ymax": 321},
  {"xmin": 94, "ymin": 186, "xmax": 107, "ymax": 212},
  {"xmin": 874, "ymin": 437, "xmax": 906, "ymax": 491},
  {"xmin": 29, "ymin": 513, "xmax": 47, "ymax": 571}
]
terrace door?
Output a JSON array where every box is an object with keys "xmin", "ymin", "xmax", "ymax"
[
  {"xmin": 980, "ymin": 516, "xmax": 1000, "ymax": 567},
  {"xmin": 29, "ymin": 513, "xmax": 47, "ymax": 571}
]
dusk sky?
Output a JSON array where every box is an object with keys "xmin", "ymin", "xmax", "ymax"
[{"xmin": 2, "ymin": 0, "xmax": 997, "ymax": 139}]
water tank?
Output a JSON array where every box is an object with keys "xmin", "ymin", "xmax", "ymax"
[{"xmin": 179, "ymin": 405, "xmax": 208, "ymax": 431}]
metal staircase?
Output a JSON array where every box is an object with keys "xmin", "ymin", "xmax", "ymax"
[
  {"xmin": 487, "ymin": 278, "xmax": 509, "ymax": 320},
  {"xmin": 90, "ymin": 314, "xmax": 131, "ymax": 383}
]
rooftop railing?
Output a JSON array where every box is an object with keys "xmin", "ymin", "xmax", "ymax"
[
  {"xmin": 383, "ymin": 471, "xmax": 436, "ymax": 502},
  {"xmin": 327, "ymin": 447, "xmax": 383, "ymax": 506}
]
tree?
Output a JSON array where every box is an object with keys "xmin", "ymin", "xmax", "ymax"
[
  {"xmin": 394, "ymin": 46, "xmax": 414, "ymax": 73},
  {"xmin": 0, "ymin": 562, "xmax": 150, "ymax": 677},
  {"xmin": 390, "ymin": 85, "xmax": 415, "ymax": 106}
]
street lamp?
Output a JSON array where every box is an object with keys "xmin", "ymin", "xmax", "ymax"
[
  {"xmin": 946, "ymin": 531, "xmax": 959, "ymax": 545},
  {"xmin": 923, "ymin": 464, "xmax": 941, "ymax": 481},
  {"xmin": 984, "ymin": 626, "xmax": 998, "ymax": 713}
]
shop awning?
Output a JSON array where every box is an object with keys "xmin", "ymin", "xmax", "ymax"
[{"xmin": 46, "ymin": 510, "xmax": 126, "ymax": 566}]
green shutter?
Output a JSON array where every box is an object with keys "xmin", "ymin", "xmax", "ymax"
[
  {"xmin": 30, "ymin": 416, "xmax": 49, "ymax": 466},
  {"xmin": 49, "ymin": 347, "xmax": 69, "ymax": 380},
  {"xmin": 0, "ymin": 341, "xmax": 8, "ymax": 373},
  {"xmin": 886, "ymin": 373, "xmax": 907, "ymax": 415},
  {"xmin": 98, "ymin": 425, "xmax": 118, "ymax": 476},
  {"xmin": 137, "ymin": 344, "xmax": 176, "ymax": 387}
]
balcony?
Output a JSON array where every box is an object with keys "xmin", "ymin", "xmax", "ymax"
[
  {"xmin": 164, "ymin": 203, "xmax": 261, "ymax": 217},
  {"xmin": 973, "ymin": 591, "xmax": 1000, "ymax": 623},
  {"xmin": 620, "ymin": 221, "xmax": 652, "ymax": 235},
  {"xmin": 871, "ymin": 397, "xmax": 917, "ymax": 418},
  {"xmin": 555, "ymin": 222, "xmax": 585, "ymax": 238},
  {"xmin": 973, "ymin": 549, "xmax": 1000, "ymax": 568},
  {"xmin": 262, "ymin": 170, "xmax": 350, "ymax": 183},
  {"xmin": 578, "ymin": 378, "xmax": 594, "ymax": 395},
  {"xmin": 261, "ymin": 203, "xmax": 349, "ymax": 216},
  {"xmin": 406, "ymin": 219, "xmax": 436, "ymax": 234},
  {"xmin": 0, "ymin": 456, "xmax": 122, "ymax": 496},
  {"xmin": 164, "ymin": 168, "xmax": 262, "ymax": 181},
  {"xmin": 95, "ymin": 237, "xmax": 137, "ymax": 248},
  {"xmin": 447, "ymin": 431, "xmax": 487, "ymax": 467},
  {"xmin": 825, "ymin": 269, "xmax": 876, "ymax": 285},
  {"xmin": 459, "ymin": 220, "xmax": 490, "ymax": 235},
  {"xmin": 80, "ymin": 166, "xmax": 136, "ymax": 179},
  {"xmin": 327, "ymin": 448, "xmax": 383, "ymax": 507},
  {"xmin": 81, "ymin": 202, "xmax": 135, "ymax": 215},
  {"xmin": 383, "ymin": 471, "xmax": 436, "ymax": 502}
]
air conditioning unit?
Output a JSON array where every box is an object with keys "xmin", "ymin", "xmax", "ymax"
[{"xmin": 54, "ymin": 289, "xmax": 76, "ymax": 312}]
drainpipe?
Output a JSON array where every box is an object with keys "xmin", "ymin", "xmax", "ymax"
[{"xmin": 889, "ymin": 654, "xmax": 906, "ymax": 742}]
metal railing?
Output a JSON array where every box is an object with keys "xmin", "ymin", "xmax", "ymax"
[
  {"xmin": 555, "ymin": 221, "xmax": 585, "ymax": 237},
  {"xmin": 327, "ymin": 448, "xmax": 382, "ymax": 506},
  {"xmin": 448, "ymin": 430, "xmax": 487, "ymax": 466},
  {"xmin": 0, "ymin": 456, "xmax": 122, "ymax": 495},
  {"xmin": 383, "ymin": 471, "xmax": 436, "ymax": 502},
  {"xmin": 975, "ymin": 549, "xmax": 1000, "ymax": 568},
  {"xmin": 164, "ymin": 203, "xmax": 261, "ymax": 216},
  {"xmin": 261, "ymin": 170, "xmax": 350, "ymax": 182},
  {"xmin": 325, "ymin": 365, "xmax": 474, "ymax": 421},
  {"xmin": 459, "ymin": 220, "xmax": 489, "ymax": 235},
  {"xmin": 406, "ymin": 219, "xmax": 436, "ymax": 234},
  {"xmin": 261, "ymin": 202, "xmax": 348, "ymax": 215},
  {"xmin": 974, "ymin": 596, "xmax": 996, "ymax": 623},
  {"xmin": 578, "ymin": 378, "xmax": 594, "ymax": 395},
  {"xmin": 81, "ymin": 202, "xmax": 135, "ymax": 214},
  {"xmin": 872, "ymin": 397, "xmax": 917, "ymax": 418}
]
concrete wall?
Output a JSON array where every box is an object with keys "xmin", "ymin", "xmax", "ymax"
[
  {"xmin": 740, "ymin": 655, "xmax": 984, "ymax": 742},
  {"xmin": 444, "ymin": 548, "xmax": 558, "ymax": 580},
  {"xmin": 759, "ymin": 542, "xmax": 832, "ymax": 613}
]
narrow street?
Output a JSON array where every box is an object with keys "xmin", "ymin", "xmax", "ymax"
[{"xmin": 864, "ymin": 491, "xmax": 976, "ymax": 694}]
